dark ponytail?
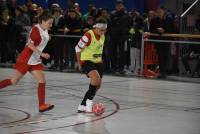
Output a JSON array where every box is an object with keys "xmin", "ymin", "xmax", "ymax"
[{"xmin": 38, "ymin": 9, "xmax": 53, "ymax": 23}]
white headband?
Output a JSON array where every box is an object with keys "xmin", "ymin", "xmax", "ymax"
[{"xmin": 93, "ymin": 23, "xmax": 107, "ymax": 29}]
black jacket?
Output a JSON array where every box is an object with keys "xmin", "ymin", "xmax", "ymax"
[{"xmin": 110, "ymin": 10, "xmax": 131, "ymax": 39}]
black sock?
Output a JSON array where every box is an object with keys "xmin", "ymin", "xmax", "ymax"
[{"xmin": 81, "ymin": 84, "xmax": 97, "ymax": 105}]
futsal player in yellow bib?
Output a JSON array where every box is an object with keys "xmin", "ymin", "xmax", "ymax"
[{"xmin": 75, "ymin": 18, "xmax": 107, "ymax": 112}]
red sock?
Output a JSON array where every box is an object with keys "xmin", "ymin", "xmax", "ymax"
[
  {"xmin": 38, "ymin": 83, "xmax": 45, "ymax": 107},
  {"xmin": 0, "ymin": 79, "xmax": 12, "ymax": 89}
]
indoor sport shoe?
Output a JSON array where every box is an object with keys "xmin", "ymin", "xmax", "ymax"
[
  {"xmin": 39, "ymin": 104, "xmax": 54, "ymax": 113},
  {"xmin": 86, "ymin": 99, "xmax": 93, "ymax": 112},
  {"xmin": 77, "ymin": 104, "xmax": 86, "ymax": 113},
  {"xmin": 192, "ymin": 72, "xmax": 200, "ymax": 78}
]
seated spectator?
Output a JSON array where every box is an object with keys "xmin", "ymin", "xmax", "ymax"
[
  {"xmin": 182, "ymin": 16, "xmax": 200, "ymax": 77},
  {"xmin": 195, "ymin": 14, "xmax": 200, "ymax": 32},
  {"xmin": 181, "ymin": 45, "xmax": 200, "ymax": 77}
]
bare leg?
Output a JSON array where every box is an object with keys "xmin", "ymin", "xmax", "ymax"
[
  {"xmin": 31, "ymin": 70, "xmax": 46, "ymax": 83},
  {"xmin": 11, "ymin": 70, "xmax": 24, "ymax": 85},
  {"xmin": 88, "ymin": 70, "xmax": 102, "ymax": 89},
  {"xmin": 80, "ymin": 70, "xmax": 101, "ymax": 105}
]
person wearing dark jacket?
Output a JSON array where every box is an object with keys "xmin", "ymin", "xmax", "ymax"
[
  {"xmin": 149, "ymin": 7, "xmax": 175, "ymax": 78},
  {"xmin": 109, "ymin": 0, "xmax": 131, "ymax": 74},
  {"xmin": 48, "ymin": 7, "xmax": 65, "ymax": 71},
  {"xmin": 64, "ymin": 9, "xmax": 82, "ymax": 69}
]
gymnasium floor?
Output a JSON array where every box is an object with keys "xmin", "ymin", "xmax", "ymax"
[{"xmin": 0, "ymin": 68, "xmax": 200, "ymax": 134}]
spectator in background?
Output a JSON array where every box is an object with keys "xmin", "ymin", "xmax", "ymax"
[
  {"xmin": 110, "ymin": 0, "xmax": 131, "ymax": 74},
  {"xmin": 15, "ymin": 6, "xmax": 30, "ymax": 26},
  {"xmin": 50, "ymin": 3, "xmax": 60, "ymax": 11},
  {"xmin": 149, "ymin": 7, "xmax": 175, "ymax": 78},
  {"xmin": 82, "ymin": 4, "xmax": 97, "ymax": 23},
  {"xmin": 0, "ymin": 0, "xmax": 7, "ymax": 11},
  {"xmin": 181, "ymin": 15, "xmax": 200, "ymax": 78},
  {"xmin": 82, "ymin": 16, "xmax": 95, "ymax": 33},
  {"xmin": 64, "ymin": 9, "xmax": 82, "ymax": 69},
  {"xmin": 98, "ymin": 8, "xmax": 111, "ymax": 72},
  {"xmin": 143, "ymin": 10, "xmax": 155, "ymax": 32},
  {"xmin": 7, "ymin": 0, "xmax": 17, "ymax": 18},
  {"xmin": 0, "ymin": 0, "xmax": 6, "ymax": 63},
  {"xmin": 32, "ymin": 5, "xmax": 44, "ymax": 25},
  {"xmin": 49, "ymin": 6, "xmax": 65, "ymax": 71},
  {"xmin": 130, "ymin": 10, "xmax": 143, "ymax": 49},
  {"xmin": 12, "ymin": 6, "xmax": 31, "ymax": 53},
  {"xmin": 0, "ymin": 8, "xmax": 14, "ymax": 63},
  {"xmin": 181, "ymin": 44, "xmax": 200, "ymax": 77},
  {"xmin": 129, "ymin": 9, "xmax": 143, "ymax": 74},
  {"xmin": 196, "ymin": 14, "xmax": 200, "ymax": 32},
  {"xmin": 42, "ymin": 6, "xmax": 62, "ymax": 67},
  {"xmin": 26, "ymin": 0, "xmax": 33, "ymax": 9},
  {"xmin": 73, "ymin": 2, "xmax": 82, "ymax": 17},
  {"xmin": 26, "ymin": 3, "xmax": 39, "ymax": 25}
]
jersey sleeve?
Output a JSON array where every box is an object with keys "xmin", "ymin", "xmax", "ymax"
[
  {"xmin": 77, "ymin": 32, "xmax": 91, "ymax": 49},
  {"xmin": 28, "ymin": 26, "xmax": 41, "ymax": 46},
  {"xmin": 84, "ymin": 32, "xmax": 91, "ymax": 46}
]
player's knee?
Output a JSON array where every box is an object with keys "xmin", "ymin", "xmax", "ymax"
[
  {"xmin": 91, "ymin": 76, "xmax": 101, "ymax": 84},
  {"xmin": 96, "ymin": 84, "xmax": 101, "ymax": 90},
  {"xmin": 38, "ymin": 79, "xmax": 46, "ymax": 83},
  {"xmin": 96, "ymin": 80, "xmax": 102, "ymax": 89}
]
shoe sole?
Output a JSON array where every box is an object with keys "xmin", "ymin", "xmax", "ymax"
[
  {"xmin": 39, "ymin": 105, "xmax": 54, "ymax": 113},
  {"xmin": 77, "ymin": 110, "xmax": 85, "ymax": 113},
  {"xmin": 77, "ymin": 110, "xmax": 93, "ymax": 113}
]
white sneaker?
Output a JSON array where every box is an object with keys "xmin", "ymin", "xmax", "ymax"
[
  {"xmin": 86, "ymin": 99, "xmax": 93, "ymax": 112},
  {"xmin": 77, "ymin": 105, "xmax": 86, "ymax": 113}
]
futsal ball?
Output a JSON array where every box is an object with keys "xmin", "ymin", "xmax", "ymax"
[{"xmin": 92, "ymin": 103, "xmax": 105, "ymax": 116}]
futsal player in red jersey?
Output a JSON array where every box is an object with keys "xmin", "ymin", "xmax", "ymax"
[{"xmin": 0, "ymin": 10, "xmax": 54, "ymax": 112}]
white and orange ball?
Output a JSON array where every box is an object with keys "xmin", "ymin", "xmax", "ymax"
[{"xmin": 92, "ymin": 103, "xmax": 105, "ymax": 116}]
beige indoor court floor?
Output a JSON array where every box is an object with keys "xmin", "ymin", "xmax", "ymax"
[{"xmin": 0, "ymin": 68, "xmax": 200, "ymax": 134}]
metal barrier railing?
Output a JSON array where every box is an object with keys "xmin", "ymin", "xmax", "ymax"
[
  {"xmin": 50, "ymin": 34, "xmax": 82, "ymax": 38},
  {"xmin": 140, "ymin": 32, "xmax": 200, "ymax": 76}
]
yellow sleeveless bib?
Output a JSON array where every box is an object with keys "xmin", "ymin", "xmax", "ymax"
[{"xmin": 80, "ymin": 30, "xmax": 105, "ymax": 63}]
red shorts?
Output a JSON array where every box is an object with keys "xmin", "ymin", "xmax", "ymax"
[{"xmin": 13, "ymin": 61, "xmax": 44, "ymax": 75}]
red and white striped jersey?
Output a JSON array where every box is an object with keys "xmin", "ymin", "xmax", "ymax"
[{"xmin": 17, "ymin": 24, "xmax": 50, "ymax": 65}]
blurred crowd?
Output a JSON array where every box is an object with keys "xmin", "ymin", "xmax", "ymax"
[{"xmin": 0, "ymin": 0, "xmax": 200, "ymax": 77}]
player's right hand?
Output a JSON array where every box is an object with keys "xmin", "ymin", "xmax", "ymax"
[
  {"xmin": 41, "ymin": 53, "xmax": 50, "ymax": 59},
  {"xmin": 78, "ymin": 64, "xmax": 82, "ymax": 73}
]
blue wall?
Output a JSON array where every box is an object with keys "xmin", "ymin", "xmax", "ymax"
[
  {"xmin": 17, "ymin": 0, "xmax": 145, "ymax": 13},
  {"xmin": 17, "ymin": 0, "xmax": 48, "ymax": 8},
  {"xmin": 75, "ymin": 0, "xmax": 144, "ymax": 13},
  {"xmin": 160, "ymin": 0, "xmax": 164, "ymax": 5},
  {"xmin": 17, "ymin": 0, "xmax": 164, "ymax": 13}
]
